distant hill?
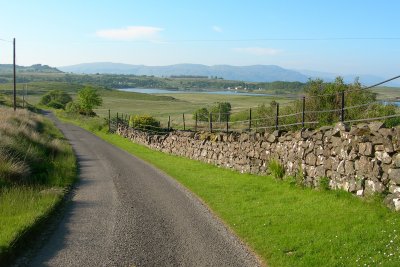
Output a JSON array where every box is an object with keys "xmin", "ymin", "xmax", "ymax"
[
  {"xmin": 59, "ymin": 62, "xmax": 309, "ymax": 83},
  {"xmin": 0, "ymin": 64, "xmax": 62, "ymax": 73}
]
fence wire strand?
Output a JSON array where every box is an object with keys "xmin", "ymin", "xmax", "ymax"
[{"xmin": 109, "ymin": 75, "xmax": 400, "ymax": 134}]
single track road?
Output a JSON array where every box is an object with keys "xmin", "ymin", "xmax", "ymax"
[{"xmin": 27, "ymin": 112, "xmax": 261, "ymax": 267}]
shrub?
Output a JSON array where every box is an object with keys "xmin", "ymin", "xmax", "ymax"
[
  {"xmin": 254, "ymin": 77, "xmax": 400, "ymax": 130},
  {"xmin": 39, "ymin": 90, "xmax": 72, "ymax": 109},
  {"xmin": 47, "ymin": 100, "xmax": 64, "ymax": 109},
  {"xmin": 268, "ymin": 159, "xmax": 285, "ymax": 180},
  {"xmin": 193, "ymin": 107, "xmax": 209, "ymax": 122},
  {"xmin": 129, "ymin": 115, "xmax": 160, "ymax": 130},
  {"xmin": 65, "ymin": 101, "xmax": 81, "ymax": 114}
]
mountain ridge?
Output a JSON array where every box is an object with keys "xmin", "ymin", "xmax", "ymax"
[
  {"xmin": 59, "ymin": 62, "xmax": 399, "ymax": 86},
  {"xmin": 58, "ymin": 62, "xmax": 309, "ymax": 83},
  {"xmin": 0, "ymin": 64, "xmax": 61, "ymax": 73}
]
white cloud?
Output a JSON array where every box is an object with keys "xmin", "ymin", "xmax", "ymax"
[
  {"xmin": 212, "ymin": 25, "xmax": 223, "ymax": 32},
  {"xmin": 233, "ymin": 47, "xmax": 282, "ymax": 56},
  {"xmin": 96, "ymin": 26, "xmax": 163, "ymax": 40}
]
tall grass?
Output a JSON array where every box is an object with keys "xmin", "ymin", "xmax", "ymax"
[{"xmin": 0, "ymin": 108, "xmax": 76, "ymax": 263}]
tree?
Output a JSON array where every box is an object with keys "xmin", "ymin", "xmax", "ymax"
[
  {"xmin": 77, "ymin": 86, "xmax": 102, "ymax": 115},
  {"xmin": 210, "ymin": 102, "xmax": 231, "ymax": 122},
  {"xmin": 193, "ymin": 107, "xmax": 209, "ymax": 122},
  {"xmin": 193, "ymin": 102, "xmax": 232, "ymax": 123},
  {"xmin": 39, "ymin": 90, "xmax": 72, "ymax": 109}
]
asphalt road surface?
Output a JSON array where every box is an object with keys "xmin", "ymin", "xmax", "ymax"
[{"xmin": 27, "ymin": 112, "xmax": 261, "ymax": 267}]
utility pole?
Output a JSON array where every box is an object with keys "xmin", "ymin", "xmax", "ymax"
[{"xmin": 13, "ymin": 38, "xmax": 16, "ymax": 111}]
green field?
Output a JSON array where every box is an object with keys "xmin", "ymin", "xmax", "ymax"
[
  {"xmin": 1, "ymin": 79, "xmax": 399, "ymax": 131},
  {"xmin": 95, "ymin": 91, "xmax": 291, "ymax": 127},
  {"xmin": 0, "ymin": 81, "xmax": 289, "ymax": 128},
  {"xmin": 371, "ymin": 86, "xmax": 400, "ymax": 100},
  {"xmin": 0, "ymin": 78, "xmax": 398, "ymax": 124}
]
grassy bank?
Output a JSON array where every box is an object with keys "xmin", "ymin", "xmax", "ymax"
[
  {"xmin": 58, "ymin": 113, "xmax": 400, "ymax": 267},
  {"xmin": 0, "ymin": 108, "xmax": 76, "ymax": 264}
]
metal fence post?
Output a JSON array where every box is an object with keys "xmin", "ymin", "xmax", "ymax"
[
  {"xmin": 116, "ymin": 112, "xmax": 119, "ymax": 130},
  {"xmin": 249, "ymin": 108, "xmax": 252, "ymax": 131},
  {"xmin": 341, "ymin": 90, "xmax": 345, "ymax": 122},
  {"xmin": 226, "ymin": 118, "xmax": 229, "ymax": 134},
  {"xmin": 275, "ymin": 103, "xmax": 279, "ymax": 130},
  {"xmin": 183, "ymin": 113, "xmax": 186, "ymax": 131},
  {"xmin": 168, "ymin": 116, "xmax": 171, "ymax": 131},
  {"xmin": 302, "ymin": 96, "xmax": 305, "ymax": 128},
  {"xmin": 209, "ymin": 112, "xmax": 213, "ymax": 133}
]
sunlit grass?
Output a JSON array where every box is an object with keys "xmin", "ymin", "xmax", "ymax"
[
  {"xmin": 94, "ymin": 131, "xmax": 400, "ymax": 266},
  {"xmin": 0, "ymin": 108, "xmax": 76, "ymax": 263},
  {"xmin": 0, "ymin": 187, "xmax": 62, "ymax": 254}
]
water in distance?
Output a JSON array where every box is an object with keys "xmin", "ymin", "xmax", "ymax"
[
  {"xmin": 383, "ymin": 101, "xmax": 400, "ymax": 107},
  {"xmin": 118, "ymin": 88, "xmax": 275, "ymax": 96}
]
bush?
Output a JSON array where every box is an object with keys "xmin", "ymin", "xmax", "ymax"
[
  {"xmin": 65, "ymin": 101, "xmax": 81, "ymax": 114},
  {"xmin": 47, "ymin": 100, "xmax": 64, "ymax": 109},
  {"xmin": 39, "ymin": 90, "xmax": 72, "ymax": 109},
  {"xmin": 129, "ymin": 115, "xmax": 160, "ymax": 130},
  {"xmin": 268, "ymin": 159, "xmax": 285, "ymax": 180},
  {"xmin": 253, "ymin": 77, "xmax": 400, "ymax": 130},
  {"xmin": 193, "ymin": 107, "xmax": 209, "ymax": 122}
]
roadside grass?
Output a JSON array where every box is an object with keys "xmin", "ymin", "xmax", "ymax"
[
  {"xmin": 0, "ymin": 187, "xmax": 61, "ymax": 253},
  {"xmin": 0, "ymin": 108, "xmax": 76, "ymax": 263},
  {"xmin": 58, "ymin": 113, "xmax": 400, "ymax": 267}
]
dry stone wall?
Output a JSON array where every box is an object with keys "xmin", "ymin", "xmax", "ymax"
[{"xmin": 117, "ymin": 121, "xmax": 400, "ymax": 210}]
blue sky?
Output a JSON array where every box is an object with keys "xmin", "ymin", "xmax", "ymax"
[{"xmin": 0, "ymin": 0, "xmax": 399, "ymax": 77}]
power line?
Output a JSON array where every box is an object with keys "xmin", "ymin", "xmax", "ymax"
[
  {"xmin": 166, "ymin": 37, "xmax": 400, "ymax": 43},
  {"xmin": 363, "ymin": 75, "xmax": 400, "ymax": 90}
]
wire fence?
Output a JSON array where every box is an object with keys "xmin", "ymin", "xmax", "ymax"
[
  {"xmin": 109, "ymin": 98, "xmax": 400, "ymax": 135},
  {"xmin": 109, "ymin": 76, "xmax": 400, "ymax": 134}
]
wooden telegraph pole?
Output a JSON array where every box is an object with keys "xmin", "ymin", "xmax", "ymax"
[{"xmin": 13, "ymin": 38, "xmax": 16, "ymax": 111}]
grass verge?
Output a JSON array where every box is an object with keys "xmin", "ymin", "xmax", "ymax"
[
  {"xmin": 0, "ymin": 108, "xmax": 77, "ymax": 264},
  {"xmin": 58, "ymin": 113, "xmax": 400, "ymax": 267}
]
